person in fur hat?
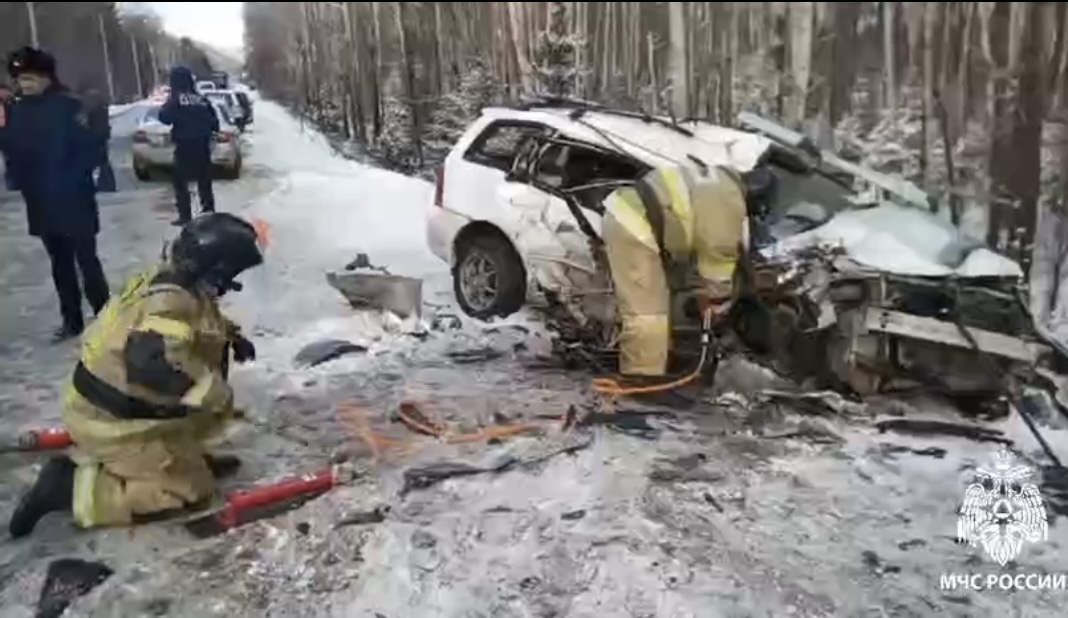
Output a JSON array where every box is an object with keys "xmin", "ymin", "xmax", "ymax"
[{"xmin": 0, "ymin": 46, "xmax": 110, "ymax": 342}]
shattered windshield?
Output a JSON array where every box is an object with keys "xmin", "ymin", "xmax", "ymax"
[{"xmin": 753, "ymin": 163, "xmax": 865, "ymax": 247}]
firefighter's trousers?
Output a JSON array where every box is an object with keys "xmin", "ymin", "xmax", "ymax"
[
  {"xmin": 603, "ymin": 211, "xmax": 672, "ymax": 376},
  {"xmin": 603, "ymin": 169, "xmax": 747, "ymax": 377},
  {"xmin": 64, "ymin": 394, "xmax": 230, "ymax": 528}
]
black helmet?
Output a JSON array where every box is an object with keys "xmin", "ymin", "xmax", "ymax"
[
  {"xmin": 170, "ymin": 213, "xmax": 264, "ymax": 293},
  {"xmin": 7, "ymin": 46, "xmax": 56, "ymax": 79}
]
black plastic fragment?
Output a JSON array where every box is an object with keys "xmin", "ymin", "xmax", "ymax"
[
  {"xmin": 294, "ymin": 339, "xmax": 368, "ymax": 368},
  {"xmin": 875, "ymin": 418, "xmax": 1010, "ymax": 445},
  {"xmin": 36, "ymin": 559, "xmax": 113, "ymax": 618},
  {"xmin": 401, "ymin": 459, "xmax": 518, "ymax": 494}
]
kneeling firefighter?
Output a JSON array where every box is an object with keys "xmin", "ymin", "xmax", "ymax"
[
  {"xmin": 598, "ymin": 162, "xmax": 774, "ymax": 393},
  {"xmin": 9, "ymin": 212, "xmax": 264, "ymax": 538}
]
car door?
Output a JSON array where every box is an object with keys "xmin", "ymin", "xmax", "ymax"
[
  {"xmin": 511, "ymin": 141, "xmax": 615, "ymax": 297},
  {"xmin": 452, "ymin": 119, "xmax": 552, "ymax": 223}
]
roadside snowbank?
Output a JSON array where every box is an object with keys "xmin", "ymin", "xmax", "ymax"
[{"xmin": 216, "ymin": 101, "xmax": 451, "ymax": 386}]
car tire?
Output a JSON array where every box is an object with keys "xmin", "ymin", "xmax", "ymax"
[
  {"xmin": 453, "ymin": 231, "xmax": 526, "ymax": 320},
  {"xmin": 222, "ymin": 155, "xmax": 242, "ymax": 180}
]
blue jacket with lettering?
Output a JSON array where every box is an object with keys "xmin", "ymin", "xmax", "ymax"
[{"xmin": 158, "ymin": 66, "xmax": 218, "ymax": 161}]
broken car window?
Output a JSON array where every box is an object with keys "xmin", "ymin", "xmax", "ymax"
[
  {"xmin": 757, "ymin": 163, "xmax": 866, "ymax": 245},
  {"xmin": 465, "ymin": 122, "xmax": 549, "ymax": 172},
  {"xmin": 533, "ymin": 142, "xmax": 646, "ymax": 213}
]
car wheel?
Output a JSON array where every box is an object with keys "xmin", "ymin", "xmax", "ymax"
[
  {"xmin": 134, "ymin": 163, "xmax": 152, "ymax": 181},
  {"xmin": 222, "ymin": 155, "xmax": 242, "ymax": 180},
  {"xmin": 453, "ymin": 231, "xmax": 526, "ymax": 320}
]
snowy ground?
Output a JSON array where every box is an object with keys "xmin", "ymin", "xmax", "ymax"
[{"xmin": 2, "ymin": 101, "xmax": 1068, "ymax": 617}]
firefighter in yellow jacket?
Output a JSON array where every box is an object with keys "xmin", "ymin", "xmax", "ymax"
[
  {"xmin": 9, "ymin": 212, "xmax": 264, "ymax": 538},
  {"xmin": 602, "ymin": 163, "xmax": 774, "ymax": 382}
]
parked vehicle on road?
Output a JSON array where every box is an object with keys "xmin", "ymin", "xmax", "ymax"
[
  {"xmin": 204, "ymin": 90, "xmax": 248, "ymax": 130},
  {"xmin": 196, "ymin": 81, "xmax": 217, "ymax": 93},
  {"xmin": 131, "ymin": 101, "xmax": 243, "ymax": 181},
  {"xmin": 234, "ymin": 90, "xmax": 253, "ymax": 126},
  {"xmin": 427, "ymin": 97, "xmax": 1048, "ymax": 401}
]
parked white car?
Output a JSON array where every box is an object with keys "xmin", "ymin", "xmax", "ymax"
[
  {"xmin": 203, "ymin": 90, "xmax": 249, "ymax": 129},
  {"xmin": 428, "ymin": 98, "xmax": 1039, "ymax": 393},
  {"xmin": 131, "ymin": 101, "xmax": 243, "ymax": 181}
]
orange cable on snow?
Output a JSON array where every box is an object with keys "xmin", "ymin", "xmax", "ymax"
[
  {"xmin": 336, "ymin": 399, "xmax": 560, "ymax": 461},
  {"xmin": 252, "ymin": 218, "xmax": 270, "ymax": 249},
  {"xmin": 590, "ymin": 309, "xmax": 714, "ymax": 398}
]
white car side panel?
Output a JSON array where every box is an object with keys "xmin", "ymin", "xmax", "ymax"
[{"xmin": 426, "ymin": 207, "xmax": 469, "ymax": 266}]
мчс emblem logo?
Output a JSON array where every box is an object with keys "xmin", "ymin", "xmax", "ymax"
[{"xmin": 957, "ymin": 447, "xmax": 1048, "ymax": 566}]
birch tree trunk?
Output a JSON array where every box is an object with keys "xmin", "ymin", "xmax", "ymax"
[
  {"xmin": 921, "ymin": 1, "xmax": 937, "ymax": 188},
  {"xmin": 787, "ymin": 2, "xmax": 814, "ymax": 125},
  {"xmin": 508, "ymin": 1, "xmax": 535, "ymax": 94},
  {"xmin": 667, "ymin": 1, "xmax": 688, "ymax": 118},
  {"xmin": 718, "ymin": 3, "xmax": 737, "ymax": 124}
]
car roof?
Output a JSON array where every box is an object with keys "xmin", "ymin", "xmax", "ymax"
[{"xmin": 478, "ymin": 105, "xmax": 772, "ymax": 171}]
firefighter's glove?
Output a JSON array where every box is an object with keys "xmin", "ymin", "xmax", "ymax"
[
  {"xmin": 698, "ymin": 294, "xmax": 733, "ymax": 320},
  {"xmin": 232, "ymin": 335, "xmax": 257, "ymax": 363}
]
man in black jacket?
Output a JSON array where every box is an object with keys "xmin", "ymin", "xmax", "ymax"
[
  {"xmin": 159, "ymin": 65, "xmax": 219, "ymax": 226},
  {"xmin": 0, "ymin": 47, "xmax": 111, "ymax": 342},
  {"xmin": 78, "ymin": 84, "xmax": 116, "ymax": 193},
  {"xmin": 0, "ymin": 81, "xmax": 14, "ymax": 190}
]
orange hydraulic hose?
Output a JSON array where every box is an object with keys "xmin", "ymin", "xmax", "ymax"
[
  {"xmin": 396, "ymin": 400, "xmax": 549, "ymax": 443},
  {"xmin": 591, "ymin": 308, "xmax": 714, "ymax": 397},
  {"xmin": 337, "ymin": 400, "xmax": 564, "ymax": 460}
]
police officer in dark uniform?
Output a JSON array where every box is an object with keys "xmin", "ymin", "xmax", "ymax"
[
  {"xmin": 0, "ymin": 47, "xmax": 110, "ymax": 342},
  {"xmin": 159, "ymin": 65, "xmax": 219, "ymax": 226}
]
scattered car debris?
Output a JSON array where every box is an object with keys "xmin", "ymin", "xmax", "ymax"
[
  {"xmin": 759, "ymin": 389, "xmax": 868, "ymax": 419},
  {"xmin": 400, "ymin": 434, "xmax": 593, "ymax": 495},
  {"xmin": 878, "ymin": 443, "xmax": 948, "ymax": 459},
  {"xmin": 576, "ymin": 408, "xmax": 675, "ymax": 440},
  {"xmin": 874, "ymin": 418, "xmax": 1010, "ymax": 445},
  {"xmin": 36, "ymin": 559, "xmax": 113, "ymax": 618},
  {"xmin": 334, "ymin": 505, "xmax": 390, "ymax": 529},
  {"xmin": 761, "ymin": 418, "xmax": 844, "ymax": 444},
  {"xmin": 861, "ymin": 550, "xmax": 900, "ymax": 576},
  {"xmin": 326, "ymin": 269, "xmax": 423, "ymax": 318},
  {"xmin": 344, "ymin": 252, "xmax": 391, "ymax": 275},
  {"xmin": 561, "ymin": 509, "xmax": 587, "ymax": 521},
  {"xmin": 446, "ymin": 347, "xmax": 505, "ymax": 364},
  {"xmin": 401, "ymin": 458, "xmax": 519, "ymax": 494},
  {"xmin": 294, "ymin": 339, "xmax": 368, "ymax": 368},
  {"xmin": 430, "ymin": 313, "xmax": 463, "ymax": 331}
]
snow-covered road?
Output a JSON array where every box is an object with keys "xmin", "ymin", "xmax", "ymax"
[{"xmin": 2, "ymin": 101, "xmax": 1067, "ymax": 618}]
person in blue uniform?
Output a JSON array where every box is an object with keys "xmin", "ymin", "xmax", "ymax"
[{"xmin": 159, "ymin": 65, "xmax": 219, "ymax": 226}]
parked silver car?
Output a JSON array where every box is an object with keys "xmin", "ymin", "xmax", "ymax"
[{"xmin": 131, "ymin": 102, "xmax": 243, "ymax": 181}]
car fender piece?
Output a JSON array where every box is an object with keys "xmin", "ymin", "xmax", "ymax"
[{"xmin": 294, "ymin": 339, "xmax": 368, "ymax": 368}]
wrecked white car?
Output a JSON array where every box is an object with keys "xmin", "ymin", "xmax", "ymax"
[{"xmin": 427, "ymin": 99, "xmax": 1050, "ymax": 400}]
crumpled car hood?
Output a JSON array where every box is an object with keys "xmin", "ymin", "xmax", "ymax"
[{"xmin": 760, "ymin": 202, "xmax": 1024, "ymax": 279}]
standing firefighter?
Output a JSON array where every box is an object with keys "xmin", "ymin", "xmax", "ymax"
[
  {"xmin": 8, "ymin": 213, "xmax": 264, "ymax": 538},
  {"xmin": 159, "ymin": 65, "xmax": 219, "ymax": 226},
  {"xmin": 600, "ymin": 163, "xmax": 774, "ymax": 389}
]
